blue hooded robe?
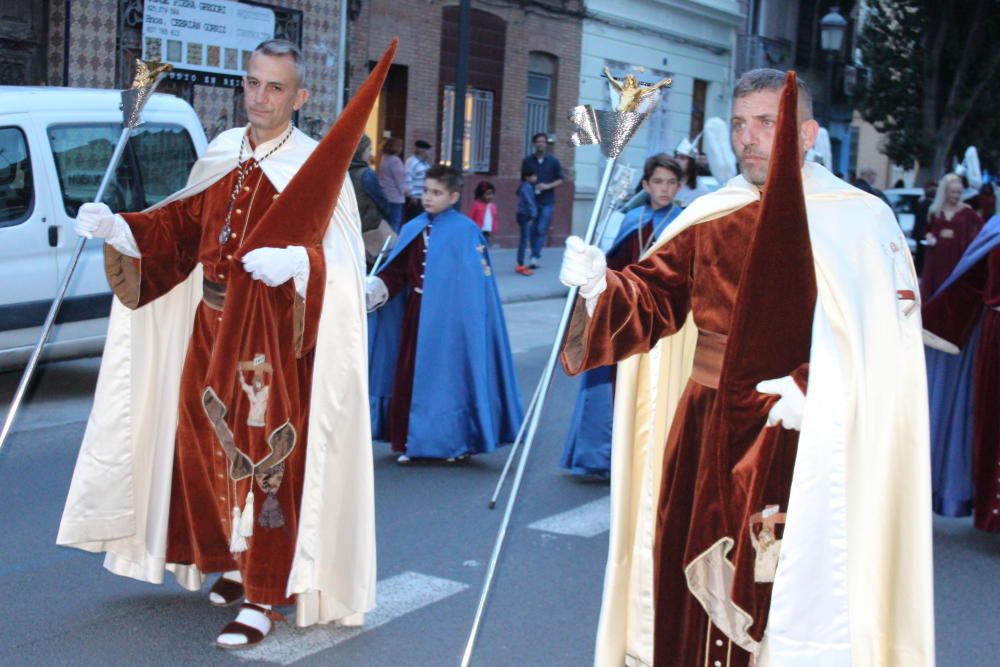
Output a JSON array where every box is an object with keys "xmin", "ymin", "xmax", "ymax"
[
  {"xmin": 368, "ymin": 208, "xmax": 523, "ymax": 458},
  {"xmin": 560, "ymin": 203, "xmax": 682, "ymax": 476},
  {"xmin": 925, "ymin": 213, "xmax": 1000, "ymax": 515}
]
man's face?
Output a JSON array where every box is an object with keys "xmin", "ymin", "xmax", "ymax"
[
  {"xmin": 416, "ymin": 146, "xmax": 430, "ymax": 161},
  {"xmin": 243, "ymin": 53, "xmax": 309, "ymax": 140},
  {"xmin": 642, "ymin": 166, "xmax": 681, "ymax": 209},
  {"xmin": 533, "ymin": 136, "xmax": 548, "ymax": 154},
  {"xmin": 422, "ymin": 177, "xmax": 460, "ymax": 214},
  {"xmin": 730, "ymin": 89, "xmax": 817, "ymax": 188}
]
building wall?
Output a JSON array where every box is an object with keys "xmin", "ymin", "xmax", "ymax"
[
  {"xmin": 348, "ymin": 0, "xmax": 584, "ymax": 249},
  {"xmin": 41, "ymin": 1, "xmax": 344, "ymax": 142},
  {"xmin": 573, "ymin": 0, "xmax": 743, "ymax": 234}
]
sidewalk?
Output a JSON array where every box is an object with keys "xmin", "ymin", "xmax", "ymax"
[{"xmin": 491, "ymin": 248, "xmax": 568, "ymax": 304}]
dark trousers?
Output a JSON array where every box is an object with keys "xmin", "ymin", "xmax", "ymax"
[{"xmin": 530, "ymin": 201, "xmax": 555, "ymax": 259}]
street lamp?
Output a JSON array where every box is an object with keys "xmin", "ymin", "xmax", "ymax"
[
  {"xmin": 819, "ymin": 6, "xmax": 847, "ymax": 54},
  {"xmin": 818, "ymin": 6, "xmax": 848, "ymax": 171}
]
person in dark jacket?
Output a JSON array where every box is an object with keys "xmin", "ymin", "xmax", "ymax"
[{"xmin": 349, "ymin": 134, "xmax": 391, "ymax": 235}]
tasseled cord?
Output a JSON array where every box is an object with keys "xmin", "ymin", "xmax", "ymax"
[{"xmin": 229, "ymin": 489, "xmax": 255, "ymax": 553}]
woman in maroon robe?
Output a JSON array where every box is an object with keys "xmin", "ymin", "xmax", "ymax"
[{"xmin": 920, "ymin": 173, "xmax": 984, "ymax": 299}]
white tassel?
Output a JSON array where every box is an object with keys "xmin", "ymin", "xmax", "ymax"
[
  {"xmin": 229, "ymin": 506, "xmax": 248, "ymax": 553},
  {"xmin": 239, "ymin": 489, "xmax": 255, "ymax": 539}
]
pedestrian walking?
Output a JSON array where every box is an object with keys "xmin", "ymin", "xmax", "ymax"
[
  {"xmin": 58, "ymin": 39, "xmax": 394, "ymax": 649},
  {"xmin": 514, "ymin": 165, "xmax": 538, "ymax": 275},
  {"xmin": 378, "ymin": 136, "xmax": 407, "ymax": 232},
  {"xmin": 365, "ymin": 165, "xmax": 523, "ymax": 464},
  {"xmin": 521, "ymin": 132, "xmax": 564, "ymax": 267}
]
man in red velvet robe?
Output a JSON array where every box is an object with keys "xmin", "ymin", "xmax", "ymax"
[
  {"xmin": 560, "ymin": 70, "xmax": 933, "ymax": 666},
  {"xmin": 59, "ymin": 39, "xmax": 390, "ymax": 649}
]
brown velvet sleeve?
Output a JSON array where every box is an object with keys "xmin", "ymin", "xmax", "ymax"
[
  {"xmin": 789, "ymin": 362, "xmax": 809, "ymax": 395},
  {"xmin": 293, "ymin": 246, "xmax": 327, "ymax": 358},
  {"xmin": 562, "ymin": 229, "xmax": 695, "ymax": 375},
  {"xmin": 922, "ymin": 256, "xmax": 988, "ymax": 347},
  {"xmin": 116, "ymin": 193, "xmax": 204, "ymax": 308}
]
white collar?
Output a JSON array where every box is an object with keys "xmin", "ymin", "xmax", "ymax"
[{"xmin": 242, "ymin": 124, "xmax": 294, "ymax": 163}]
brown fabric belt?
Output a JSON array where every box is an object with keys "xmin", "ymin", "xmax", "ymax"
[
  {"xmin": 203, "ymin": 278, "xmax": 226, "ymax": 311},
  {"xmin": 691, "ymin": 329, "xmax": 727, "ymax": 390}
]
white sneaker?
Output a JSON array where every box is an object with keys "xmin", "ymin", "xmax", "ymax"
[
  {"xmin": 528, "ymin": 258, "xmax": 540, "ymax": 269},
  {"xmin": 396, "ymin": 454, "xmax": 411, "ymax": 464}
]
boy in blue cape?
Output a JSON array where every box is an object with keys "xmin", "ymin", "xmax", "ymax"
[
  {"xmin": 560, "ymin": 154, "xmax": 684, "ymax": 476},
  {"xmin": 366, "ymin": 165, "xmax": 523, "ymax": 463}
]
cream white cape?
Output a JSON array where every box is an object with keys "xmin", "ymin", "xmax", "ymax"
[
  {"xmin": 57, "ymin": 127, "xmax": 377, "ymax": 627},
  {"xmin": 596, "ymin": 162, "xmax": 934, "ymax": 666}
]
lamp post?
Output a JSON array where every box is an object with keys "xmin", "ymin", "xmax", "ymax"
[
  {"xmin": 819, "ymin": 6, "xmax": 847, "ymax": 123},
  {"xmin": 819, "ymin": 6, "xmax": 847, "ymax": 170}
]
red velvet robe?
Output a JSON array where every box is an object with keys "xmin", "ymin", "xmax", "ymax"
[
  {"xmin": 563, "ymin": 203, "xmax": 811, "ymax": 666},
  {"xmin": 923, "ymin": 245, "xmax": 1000, "ymax": 532},
  {"xmin": 116, "ymin": 161, "xmax": 324, "ymax": 604},
  {"xmin": 377, "ymin": 230, "xmax": 428, "ymax": 453},
  {"xmin": 920, "ymin": 207, "xmax": 983, "ymax": 300}
]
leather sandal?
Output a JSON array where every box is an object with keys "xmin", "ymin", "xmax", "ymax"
[
  {"xmin": 209, "ymin": 575, "xmax": 245, "ymax": 607},
  {"xmin": 216, "ymin": 602, "xmax": 286, "ymax": 650}
]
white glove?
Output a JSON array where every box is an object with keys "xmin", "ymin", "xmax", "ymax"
[
  {"xmin": 365, "ymin": 276, "xmax": 389, "ymax": 312},
  {"xmin": 74, "ymin": 202, "xmax": 116, "ymax": 239},
  {"xmin": 242, "ymin": 246, "xmax": 310, "ymax": 297},
  {"xmin": 560, "ymin": 236, "xmax": 607, "ymax": 315},
  {"xmin": 74, "ymin": 202, "xmax": 141, "ymax": 257},
  {"xmin": 756, "ymin": 376, "xmax": 806, "ymax": 431}
]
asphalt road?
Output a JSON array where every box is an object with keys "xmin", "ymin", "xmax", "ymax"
[{"xmin": 0, "ymin": 293, "xmax": 997, "ymax": 666}]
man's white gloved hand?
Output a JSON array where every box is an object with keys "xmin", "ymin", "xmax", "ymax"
[
  {"xmin": 560, "ymin": 236, "xmax": 607, "ymax": 315},
  {"xmin": 242, "ymin": 246, "xmax": 310, "ymax": 296},
  {"xmin": 755, "ymin": 376, "xmax": 806, "ymax": 431},
  {"xmin": 365, "ymin": 276, "xmax": 389, "ymax": 313},
  {"xmin": 74, "ymin": 202, "xmax": 141, "ymax": 257},
  {"xmin": 74, "ymin": 202, "xmax": 116, "ymax": 239}
]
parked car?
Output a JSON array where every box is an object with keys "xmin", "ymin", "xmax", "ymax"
[
  {"xmin": 0, "ymin": 87, "xmax": 207, "ymax": 371},
  {"xmin": 885, "ymin": 187, "xmax": 924, "ymax": 253}
]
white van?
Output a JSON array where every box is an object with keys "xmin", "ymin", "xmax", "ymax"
[{"xmin": 0, "ymin": 87, "xmax": 208, "ymax": 371}]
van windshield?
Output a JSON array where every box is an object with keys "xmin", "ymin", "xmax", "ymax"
[{"xmin": 48, "ymin": 123, "xmax": 197, "ymax": 216}]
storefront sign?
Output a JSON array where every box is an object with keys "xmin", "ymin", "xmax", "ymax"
[{"xmin": 142, "ymin": 0, "xmax": 275, "ymax": 86}]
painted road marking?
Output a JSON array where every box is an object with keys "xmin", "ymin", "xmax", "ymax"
[
  {"xmin": 528, "ymin": 495, "xmax": 611, "ymax": 538},
  {"xmin": 237, "ymin": 571, "xmax": 468, "ymax": 664}
]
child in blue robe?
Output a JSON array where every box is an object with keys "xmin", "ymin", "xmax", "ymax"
[
  {"xmin": 560, "ymin": 154, "xmax": 684, "ymax": 476},
  {"xmin": 366, "ymin": 165, "xmax": 524, "ymax": 463}
]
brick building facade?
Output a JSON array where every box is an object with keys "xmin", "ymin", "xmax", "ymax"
[
  {"xmin": 346, "ymin": 0, "xmax": 584, "ymax": 249},
  {"xmin": 5, "ymin": 1, "xmax": 345, "ymax": 142}
]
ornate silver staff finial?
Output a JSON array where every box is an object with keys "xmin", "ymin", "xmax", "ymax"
[{"xmin": 121, "ymin": 59, "xmax": 174, "ymax": 130}]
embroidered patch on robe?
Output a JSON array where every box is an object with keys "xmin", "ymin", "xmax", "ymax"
[
  {"xmin": 749, "ymin": 504, "xmax": 786, "ymax": 583},
  {"xmin": 238, "ymin": 354, "xmax": 272, "ymax": 427}
]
